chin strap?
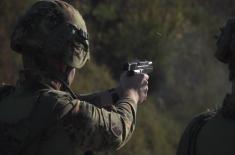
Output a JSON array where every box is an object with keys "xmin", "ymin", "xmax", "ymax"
[
  {"xmin": 57, "ymin": 77, "xmax": 78, "ymax": 99},
  {"xmin": 45, "ymin": 64, "xmax": 78, "ymax": 99}
]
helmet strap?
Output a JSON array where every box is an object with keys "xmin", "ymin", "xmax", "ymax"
[{"xmin": 48, "ymin": 64, "xmax": 78, "ymax": 99}]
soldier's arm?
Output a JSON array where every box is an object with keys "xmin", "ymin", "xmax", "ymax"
[
  {"xmin": 63, "ymin": 72, "xmax": 148, "ymax": 151},
  {"xmin": 78, "ymin": 90, "xmax": 114, "ymax": 108},
  {"xmin": 63, "ymin": 97, "xmax": 137, "ymax": 151}
]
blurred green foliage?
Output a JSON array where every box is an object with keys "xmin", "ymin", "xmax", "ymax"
[{"xmin": 0, "ymin": 0, "xmax": 234, "ymax": 154}]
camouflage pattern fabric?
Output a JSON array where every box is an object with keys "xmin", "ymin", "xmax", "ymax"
[
  {"xmin": 2, "ymin": 1, "xmax": 137, "ymax": 154},
  {"xmin": 0, "ymin": 71, "xmax": 137, "ymax": 155}
]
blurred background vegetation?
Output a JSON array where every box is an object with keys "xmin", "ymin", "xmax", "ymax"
[{"xmin": 0, "ymin": 0, "xmax": 234, "ymax": 154}]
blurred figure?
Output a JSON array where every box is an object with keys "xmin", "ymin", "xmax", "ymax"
[
  {"xmin": 177, "ymin": 18, "xmax": 235, "ymax": 155},
  {"xmin": 0, "ymin": 0, "xmax": 149, "ymax": 155}
]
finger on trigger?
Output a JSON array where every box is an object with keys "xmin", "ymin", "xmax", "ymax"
[{"xmin": 143, "ymin": 73, "xmax": 149, "ymax": 80}]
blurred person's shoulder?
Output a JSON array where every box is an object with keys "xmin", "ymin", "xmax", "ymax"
[
  {"xmin": 182, "ymin": 110, "xmax": 217, "ymax": 137},
  {"xmin": 177, "ymin": 110, "xmax": 217, "ymax": 155}
]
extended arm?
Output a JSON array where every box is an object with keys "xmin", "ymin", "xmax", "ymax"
[
  {"xmin": 63, "ymin": 97, "xmax": 137, "ymax": 151},
  {"xmin": 78, "ymin": 90, "xmax": 115, "ymax": 109},
  {"xmin": 63, "ymin": 72, "xmax": 149, "ymax": 151}
]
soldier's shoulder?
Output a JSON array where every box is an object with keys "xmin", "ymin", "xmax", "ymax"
[
  {"xmin": 36, "ymin": 89, "xmax": 76, "ymax": 119},
  {"xmin": 38, "ymin": 89, "xmax": 73, "ymax": 104},
  {"xmin": 40, "ymin": 89, "xmax": 72, "ymax": 98}
]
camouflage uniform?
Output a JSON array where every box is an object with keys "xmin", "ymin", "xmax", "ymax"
[
  {"xmin": 0, "ymin": 0, "xmax": 137, "ymax": 154},
  {"xmin": 0, "ymin": 71, "xmax": 136, "ymax": 155}
]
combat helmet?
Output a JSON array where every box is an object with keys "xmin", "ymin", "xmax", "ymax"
[{"xmin": 11, "ymin": 0, "xmax": 89, "ymax": 69}]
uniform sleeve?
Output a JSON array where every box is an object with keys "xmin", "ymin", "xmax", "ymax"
[
  {"xmin": 78, "ymin": 90, "xmax": 113, "ymax": 108},
  {"xmin": 63, "ymin": 97, "xmax": 137, "ymax": 151},
  {"xmin": 78, "ymin": 92, "xmax": 106, "ymax": 107}
]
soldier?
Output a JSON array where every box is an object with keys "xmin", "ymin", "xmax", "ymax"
[
  {"xmin": 0, "ymin": 0, "xmax": 149, "ymax": 155},
  {"xmin": 177, "ymin": 18, "xmax": 235, "ymax": 155}
]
